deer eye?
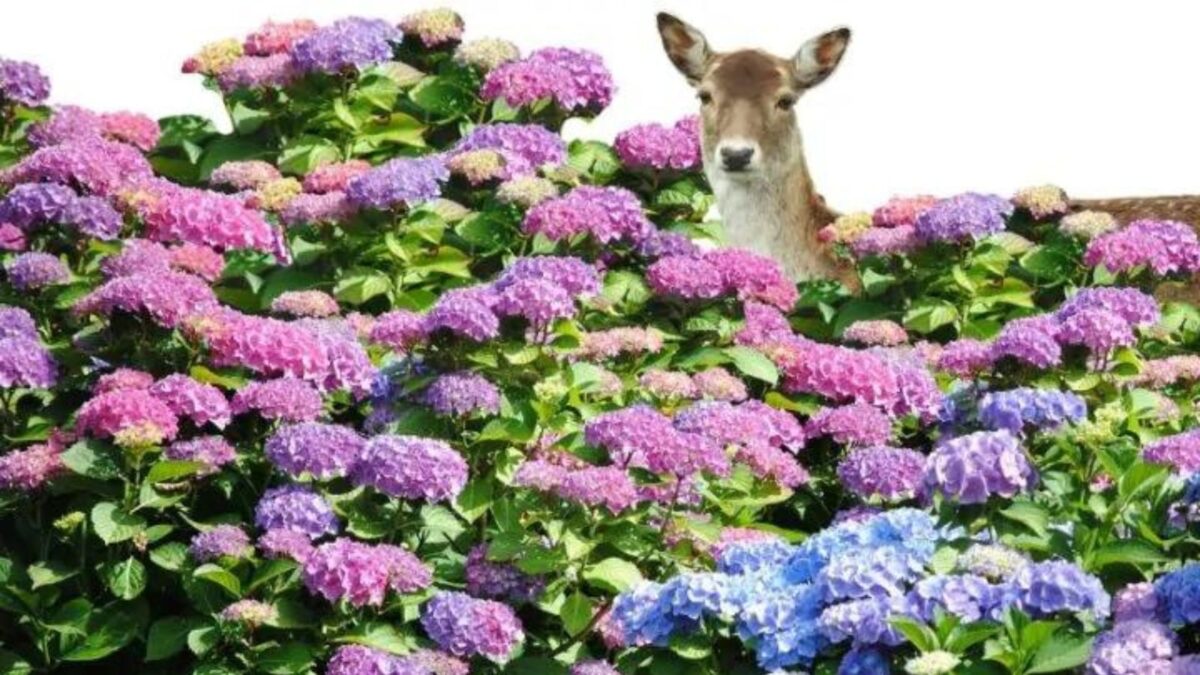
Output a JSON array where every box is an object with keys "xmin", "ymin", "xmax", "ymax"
[
  {"xmin": 776, "ymin": 95, "xmax": 797, "ymax": 110},
  {"xmin": 697, "ymin": 91, "xmax": 713, "ymax": 105}
]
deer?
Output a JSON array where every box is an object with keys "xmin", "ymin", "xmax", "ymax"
[
  {"xmin": 655, "ymin": 12, "xmax": 859, "ymax": 288},
  {"xmin": 656, "ymin": 12, "xmax": 1200, "ymax": 297}
]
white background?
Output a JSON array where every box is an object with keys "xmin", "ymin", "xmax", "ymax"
[{"xmin": 3, "ymin": 1, "xmax": 1198, "ymax": 209}]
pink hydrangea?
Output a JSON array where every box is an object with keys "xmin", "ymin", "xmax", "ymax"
[
  {"xmin": 691, "ymin": 367, "xmax": 748, "ymax": 402},
  {"xmin": 75, "ymin": 389, "xmax": 180, "ymax": 445},
  {"xmin": 368, "ymin": 310, "xmax": 425, "ymax": 351},
  {"xmin": 937, "ymin": 339, "xmax": 995, "ymax": 377},
  {"xmin": 302, "ymin": 538, "xmax": 431, "ymax": 607},
  {"xmin": 134, "ymin": 182, "xmax": 289, "ymax": 261},
  {"xmin": 168, "ymin": 243, "xmax": 225, "ymax": 281},
  {"xmin": 872, "ymin": 195, "xmax": 938, "ymax": 227},
  {"xmin": 806, "ymin": 403, "xmax": 894, "ymax": 447},
  {"xmin": 74, "ymin": 270, "xmax": 218, "ymax": 328},
  {"xmin": 209, "ymin": 160, "xmax": 282, "ymax": 190},
  {"xmin": 99, "ymin": 112, "xmax": 160, "ymax": 151},
  {"xmin": 187, "ymin": 308, "xmax": 330, "ymax": 382},
  {"xmin": 243, "ymin": 19, "xmax": 318, "ymax": 56},
  {"xmin": 302, "ymin": 160, "xmax": 371, "ymax": 194},
  {"xmin": 93, "ymin": 368, "xmax": 154, "ymax": 394},
  {"xmin": 843, "ymin": 319, "xmax": 908, "ymax": 347},
  {"xmin": 270, "ymin": 290, "xmax": 340, "ymax": 318},
  {"xmin": 0, "ymin": 440, "xmax": 65, "ymax": 491},
  {"xmin": 164, "ymin": 436, "xmax": 237, "ymax": 475},
  {"xmin": 148, "ymin": 374, "xmax": 231, "ymax": 429}
]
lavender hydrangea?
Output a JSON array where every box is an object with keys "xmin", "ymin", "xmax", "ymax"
[
  {"xmin": 1086, "ymin": 620, "xmax": 1177, "ymax": 675},
  {"xmin": 189, "ymin": 525, "xmax": 252, "ymax": 562},
  {"xmin": 921, "ymin": 430, "xmax": 1037, "ymax": 504},
  {"xmin": 302, "ymin": 538, "xmax": 431, "ymax": 607},
  {"xmin": 977, "ymin": 387, "xmax": 1087, "ymax": 433},
  {"xmin": 0, "ymin": 183, "xmax": 76, "ymax": 228},
  {"xmin": 264, "ymin": 422, "xmax": 365, "ymax": 479},
  {"xmin": 0, "ymin": 306, "xmax": 38, "ymax": 340},
  {"xmin": 1085, "ymin": 219, "xmax": 1200, "ymax": 276},
  {"xmin": 291, "ymin": 17, "xmax": 400, "ymax": 73},
  {"xmin": 230, "ymin": 377, "xmax": 323, "ymax": 422},
  {"xmin": 254, "ymin": 485, "xmax": 339, "ymax": 539},
  {"xmin": 1010, "ymin": 560, "xmax": 1110, "ymax": 619},
  {"xmin": 1142, "ymin": 429, "xmax": 1200, "ymax": 474},
  {"xmin": 914, "ymin": 192, "xmax": 1012, "ymax": 243},
  {"xmin": 1056, "ymin": 287, "xmax": 1160, "ymax": 327},
  {"xmin": 4, "ymin": 252, "xmax": 69, "ymax": 290},
  {"xmin": 0, "ymin": 336, "xmax": 57, "ymax": 389},
  {"xmin": 806, "ymin": 403, "xmax": 894, "ymax": 447},
  {"xmin": 345, "ymin": 156, "xmax": 448, "ymax": 210},
  {"xmin": 990, "ymin": 315, "xmax": 1062, "ymax": 369},
  {"xmin": 351, "ymin": 435, "xmax": 468, "ymax": 502},
  {"xmin": 1057, "ymin": 308, "xmax": 1135, "ymax": 355},
  {"xmin": 453, "ymin": 123, "xmax": 566, "ymax": 169},
  {"xmin": 422, "ymin": 287, "xmax": 500, "ymax": 341},
  {"xmin": 838, "ymin": 446, "xmax": 926, "ymax": 501},
  {"xmin": 421, "ymin": 591, "xmax": 525, "ymax": 660},
  {"xmin": 0, "ymin": 58, "xmax": 51, "ymax": 106},
  {"xmin": 421, "ymin": 371, "xmax": 501, "ymax": 417}
]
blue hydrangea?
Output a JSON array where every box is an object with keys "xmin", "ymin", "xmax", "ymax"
[
  {"xmin": 977, "ymin": 387, "xmax": 1087, "ymax": 434},
  {"xmin": 904, "ymin": 574, "xmax": 1005, "ymax": 623},
  {"xmin": 716, "ymin": 539, "xmax": 797, "ymax": 576},
  {"xmin": 610, "ymin": 582, "xmax": 692, "ymax": 646},
  {"xmin": 819, "ymin": 597, "xmax": 904, "ymax": 646},
  {"xmin": 838, "ymin": 646, "xmax": 892, "ymax": 675},
  {"xmin": 1010, "ymin": 561, "xmax": 1110, "ymax": 619},
  {"xmin": 1155, "ymin": 563, "xmax": 1200, "ymax": 625},
  {"xmin": 734, "ymin": 584, "xmax": 826, "ymax": 671},
  {"xmin": 818, "ymin": 547, "xmax": 928, "ymax": 602}
]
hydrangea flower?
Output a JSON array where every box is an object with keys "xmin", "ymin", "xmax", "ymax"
[
  {"xmin": 0, "ymin": 182, "xmax": 77, "ymax": 228},
  {"xmin": 1060, "ymin": 210, "xmax": 1118, "ymax": 239},
  {"xmin": 1012, "ymin": 184, "xmax": 1070, "ymax": 218},
  {"xmin": 164, "ymin": 436, "xmax": 237, "ymax": 475},
  {"xmin": 613, "ymin": 119, "xmax": 701, "ymax": 170},
  {"xmin": 4, "ymin": 252, "xmax": 69, "ymax": 290},
  {"xmin": 482, "ymin": 47, "xmax": 614, "ymax": 111},
  {"xmin": 873, "ymin": 195, "xmax": 938, "ymax": 227},
  {"xmin": 421, "ymin": 591, "xmax": 525, "ymax": 660},
  {"xmin": 399, "ymin": 8, "xmax": 464, "ymax": 47},
  {"xmin": 302, "ymin": 160, "xmax": 371, "ymax": 194},
  {"xmin": 0, "ymin": 58, "xmax": 51, "ymax": 106},
  {"xmin": 957, "ymin": 544, "xmax": 1029, "ymax": 581},
  {"xmin": 1056, "ymin": 287, "xmax": 1160, "ymax": 327},
  {"xmin": 851, "ymin": 225, "xmax": 921, "ymax": 258},
  {"xmin": 454, "ymin": 38, "xmax": 521, "ymax": 71},
  {"xmin": 990, "ymin": 315, "xmax": 1062, "ymax": 369},
  {"xmin": 0, "ymin": 440, "xmax": 65, "ymax": 491},
  {"xmin": 494, "ymin": 276, "xmax": 577, "ymax": 327},
  {"xmin": 422, "ymin": 287, "xmax": 500, "ymax": 341},
  {"xmin": 351, "ymin": 435, "xmax": 468, "ymax": 502},
  {"xmin": 523, "ymin": 185, "xmax": 651, "ymax": 243},
  {"xmin": 838, "ymin": 446, "xmax": 926, "ymax": 501},
  {"xmin": 219, "ymin": 599, "xmax": 277, "ymax": 627},
  {"xmin": 920, "ymin": 430, "xmax": 1037, "ymax": 504},
  {"xmin": 189, "ymin": 525, "xmax": 252, "ymax": 562},
  {"xmin": 230, "ymin": 377, "xmax": 323, "ymax": 422},
  {"xmin": 209, "ymin": 160, "xmax": 281, "ymax": 190},
  {"xmin": 258, "ymin": 528, "xmax": 315, "ymax": 563},
  {"xmin": 639, "ymin": 369, "xmax": 698, "ymax": 400},
  {"xmin": 182, "ymin": 38, "xmax": 243, "ymax": 75},
  {"xmin": 368, "ymin": 310, "xmax": 424, "ymax": 351},
  {"xmin": 270, "ymin": 290, "xmax": 339, "ymax": 318},
  {"xmin": 1010, "ymin": 560, "xmax": 1110, "ymax": 618},
  {"xmin": 265, "ymin": 422, "xmax": 364, "ymax": 480},
  {"xmin": 147, "ymin": 374, "xmax": 231, "ymax": 429},
  {"xmin": 646, "ymin": 255, "xmax": 724, "ymax": 299},
  {"xmin": 454, "ymin": 123, "xmax": 566, "ymax": 170},
  {"xmin": 254, "ymin": 485, "xmax": 339, "ymax": 539},
  {"xmin": 75, "ymin": 389, "xmax": 178, "ymax": 445},
  {"xmin": 1, "ymin": 137, "xmax": 153, "ymax": 197},
  {"xmin": 1057, "ymin": 308, "xmax": 1135, "ymax": 355},
  {"xmin": 914, "ymin": 193, "xmax": 1012, "ymax": 243},
  {"xmin": 291, "ymin": 17, "xmax": 401, "ymax": 74},
  {"xmin": 421, "ymin": 371, "xmax": 501, "ymax": 417},
  {"xmin": 936, "ymin": 338, "xmax": 994, "ymax": 376},
  {"xmin": 843, "ymin": 319, "xmax": 908, "ymax": 347},
  {"xmin": 1142, "ymin": 429, "xmax": 1200, "ymax": 474},
  {"xmin": 806, "ymin": 403, "xmax": 893, "ymax": 447},
  {"xmin": 1085, "ymin": 219, "xmax": 1200, "ymax": 276},
  {"xmin": 691, "ymin": 367, "xmax": 748, "ymax": 402},
  {"xmin": 1155, "ymin": 564, "xmax": 1200, "ymax": 625},
  {"xmin": 977, "ymin": 387, "xmax": 1087, "ymax": 433},
  {"xmin": 1086, "ymin": 620, "xmax": 1177, "ymax": 675},
  {"xmin": 302, "ymin": 538, "xmax": 431, "ymax": 607},
  {"xmin": 904, "ymin": 651, "xmax": 960, "ymax": 675},
  {"xmin": 465, "ymin": 544, "xmax": 544, "ymax": 603}
]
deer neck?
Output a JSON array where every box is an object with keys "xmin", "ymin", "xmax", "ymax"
[{"xmin": 708, "ymin": 150, "xmax": 838, "ymax": 282}]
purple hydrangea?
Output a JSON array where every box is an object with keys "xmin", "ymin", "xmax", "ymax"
[
  {"xmin": 1085, "ymin": 219, "xmax": 1200, "ymax": 276},
  {"xmin": 936, "ymin": 339, "xmax": 994, "ymax": 376},
  {"xmin": 570, "ymin": 661, "xmax": 621, "ymax": 675},
  {"xmin": 990, "ymin": 315, "xmax": 1062, "ymax": 369},
  {"xmin": 189, "ymin": 525, "xmax": 252, "ymax": 562},
  {"xmin": 850, "ymin": 225, "xmax": 921, "ymax": 258},
  {"xmin": 558, "ymin": 466, "xmax": 641, "ymax": 513},
  {"xmin": 254, "ymin": 484, "xmax": 340, "ymax": 539},
  {"xmin": 0, "ymin": 58, "xmax": 51, "ymax": 106},
  {"xmin": 921, "ymin": 430, "xmax": 1037, "ymax": 504},
  {"xmin": 60, "ymin": 196, "xmax": 123, "ymax": 240},
  {"xmin": 4, "ymin": 252, "xmax": 69, "ymax": 290},
  {"xmin": 806, "ymin": 403, "xmax": 893, "ymax": 447},
  {"xmin": 345, "ymin": 156, "xmax": 448, "ymax": 210},
  {"xmin": 914, "ymin": 192, "xmax": 1013, "ymax": 243},
  {"xmin": 1086, "ymin": 620, "xmax": 1177, "ymax": 675},
  {"xmin": 368, "ymin": 309, "xmax": 424, "ymax": 351},
  {"xmin": 27, "ymin": 105, "xmax": 102, "ymax": 148},
  {"xmin": 452, "ymin": 123, "xmax": 566, "ymax": 171},
  {"xmin": 0, "ymin": 440, "xmax": 63, "ymax": 491},
  {"xmin": 1113, "ymin": 582, "xmax": 1163, "ymax": 623},
  {"xmin": 351, "ymin": 434, "xmax": 468, "ymax": 502},
  {"xmin": 587, "ymin": 404, "xmax": 728, "ymax": 477},
  {"xmin": 148, "ymin": 374, "xmax": 231, "ymax": 428},
  {"xmin": 494, "ymin": 276, "xmax": 577, "ymax": 327},
  {"xmin": 0, "ymin": 306, "xmax": 37, "ymax": 340},
  {"xmin": 1, "ymin": 137, "xmax": 153, "ymax": 197},
  {"xmin": 258, "ymin": 528, "xmax": 315, "ymax": 563},
  {"xmin": 0, "ymin": 183, "xmax": 76, "ymax": 228},
  {"xmin": 522, "ymin": 185, "xmax": 651, "ymax": 244},
  {"xmin": 1056, "ymin": 287, "xmax": 1160, "ymax": 327},
  {"xmin": 904, "ymin": 574, "xmax": 1005, "ymax": 623},
  {"xmin": 646, "ymin": 255, "xmax": 725, "ymax": 299},
  {"xmin": 1010, "ymin": 560, "xmax": 1110, "ymax": 619},
  {"xmin": 264, "ymin": 422, "xmax": 365, "ymax": 479},
  {"xmin": 837, "ymin": 446, "xmax": 926, "ymax": 501},
  {"xmin": 465, "ymin": 544, "xmax": 545, "ymax": 603},
  {"xmin": 164, "ymin": 436, "xmax": 236, "ymax": 475},
  {"xmin": 637, "ymin": 229, "xmax": 701, "ymax": 259},
  {"xmin": 326, "ymin": 645, "xmax": 420, "ymax": 675},
  {"xmin": 421, "ymin": 371, "xmax": 501, "ymax": 417},
  {"xmin": 0, "ymin": 336, "xmax": 57, "ymax": 389},
  {"xmin": 422, "ymin": 287, "xmax": 500, "ymax": 341},
  {"xmin": 977, "ymin": 387, "xmax": 1087, "ymax": 434},
  {"xmin": 291, "ymin": 17, "xmax": 400, "ymax": 74},
  {"xmin": 494, "ymin": 256, "xmax": 600, "ymax": 296},
  {"xmin": 230, "ymin": 377, "xmax": 323, "ymax": 422},
  {"xmin": 482, "ymin": 47, "xmax": 614, "ymax": 111},
  {"xmin": 1057, "ymin": 308, "xmax": 1135, "ymax": 355},
  {"xmin": 279, "ymin": 191, "xmax": 355, "ymax": 225},
  {"xmin": 818, "ymin": 597, "xmax": 904, "ymax": 646},
  {"xmin": 421, "ymin": 591, "xmax": 525, "ymax": 660},
  {"xmin": 1142, "ymin": 429, "xmax": 1200, "ymax": 474}
]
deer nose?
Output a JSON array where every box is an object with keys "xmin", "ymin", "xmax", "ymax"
[{"xmin": 720, "ymin": 146, "xmax": 755, "ymax": 171}]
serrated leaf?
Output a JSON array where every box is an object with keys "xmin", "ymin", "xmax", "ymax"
[
  {"xmin": 582, "ymin": 557, "xmax": 643, "ymax": 594},
  {"xmin": 91, "ymin": 502, "xmax": 146, "ymax": 545},
  {"xmin": 1026, "ymin": 632, "xmax": 1092, "ymax": 674},
  {"xmin": 724, "ymin": 346, "xmax": 778, "ymax": 385},
  {"xmin": 103, "ymin": 557, "xmax": 146, "ymax": 600}
]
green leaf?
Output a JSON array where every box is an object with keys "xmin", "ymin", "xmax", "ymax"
[
  {"xmin": 999, "ymin": 500, "xmax": 1050, "ymax": 537},
  {"xmin": 504, "ymin": 657, "xmax": 569, "ymax": 675},
  {"xmin": 668, "ymin": 632, "xmax": 712, "ymax": 660},
  {"xmin": 1026, "ymin": 632, "xmax": 1093, "ymax": 674},
  {"xmin": 103, "ymin": 557, "xmax": 146, "ymax": 600},
  {"xmin": 193, "ymin": 563, "xmax": 242, "ymax": 597},
  {"xmin": 0, "ymin": 649, "xmax": 32, "ymax": 674},
  {"xmin": 724, "ymin": 346, "xmax": 778, "ymax": 385},
  {"xmin": 149, "ymin": 542, "xmax": 189, "ymax": 572},
  {"xmin": 28, "ymin": 560, "xmax": 78, "ymax": 589},
  {"xmin": 230, "ymin": 102, "xmax": 269, "ymax": 135},
  {"xmin": 337, "ymin": 622, "xmax": 415, "ymax": 654},
  {"xmin": 267, "ymin": 597, "xmax": 316, "ymax": 629},
  {"xmin": 187, "ymin": 626, "xmax": 219, "ymax": 656},
  {"xmin": 61, "ymin": 441, "xmax": 122, "ymax": 480},
  {"xmin": 455, "ymin": 478, "xmax": 493, "ymax": 522},
  {"xmin": 567, "ymin": 140, "xmax": 621, "ymax": 183},
  {"xmin": 903, "ymin": 300, "xmax": 959, "ymax": 334},
  {"xmin": 334, "ymin": 272, "xmax": 392, "ymax": 305},
  {"xmin": 353, "ymin": 112, "xmax": 426, "ymax": 151},
  {"xmin": 1092, "ymin": 539, "xmax": 1169, "ymax": 568},
  {"xmin": 277, "ymin": 136, "xmax": 340, "ymax": 175},
  {"xmin": 889, "ymin": 616, "xmax": 938, "ymax": 652},
  {"xmin": 198, "ymin": 135, "xmax": 273, "ymax": 179},
  {"xmin": 61, "ymin": 605, "xmax": 139, "ymax": 662},
  {"xmin": 560, "ymin": 592, "xmax": 593, "ymax": 636},
  {"xmin": 91, "ymin": 502, "xmax": 146, "ymax": 545},
  {"xmin": 145, "ymin": 460, "xmax": 204, "ymax": 484},
  {"xmin": 256, "ymin": 643, "xmax": 314, "ymax": 675},
  {"xmin": 409, "ymin": 76, "xmax": 477, "ymax": 117},
  {"xmin": 146, "ymin": 616, "xmax": 207, "ymax": 662},
  {"xmin": 582, "ymin": 557, "xmax": 643, "ymax": 594}
]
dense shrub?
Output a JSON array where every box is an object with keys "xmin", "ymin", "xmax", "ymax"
[{"xmin": 3, "ymin": 9, "xmax": 1200, "ymax": 675}]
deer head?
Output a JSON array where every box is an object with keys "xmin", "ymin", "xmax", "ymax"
[{"xmin": 656, "ymin": 12, "xmax": 851, "ymax": 179}]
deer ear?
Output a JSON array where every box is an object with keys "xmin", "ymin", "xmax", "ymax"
[
  {"xmin": 657, "ymin": 12, "xmax": 712, "ymax": 84},
  {"xmin": 793, "ymin": 27, "xmax": 851, "ymax": 88}
]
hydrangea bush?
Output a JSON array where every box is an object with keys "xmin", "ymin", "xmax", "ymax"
[{"xmin": 2, "ymin": 10, "xmax": 1200, "ymax": 675}]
